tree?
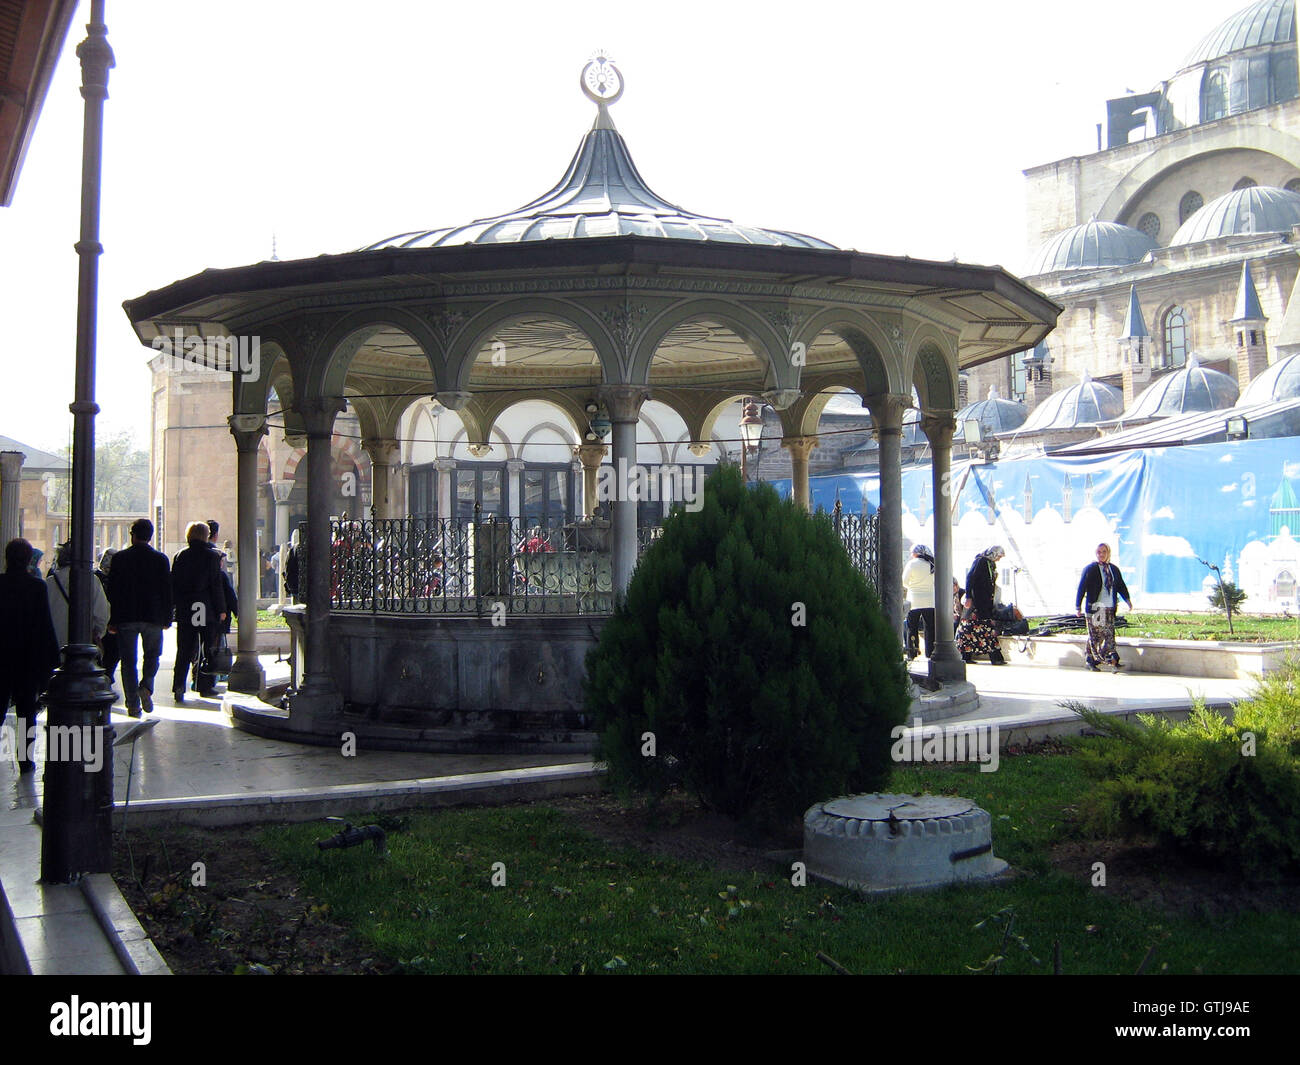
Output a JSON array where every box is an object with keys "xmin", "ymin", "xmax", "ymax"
[
  {"xmin": 46, "ymin": 430, "xmax": 149, "ymax": 514},
  {"xmin": 585, "ymin": 464, "xmax": 910, "ymax": 827}
]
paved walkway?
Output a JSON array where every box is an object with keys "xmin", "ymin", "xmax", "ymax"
[{"xmin": 0, "ymin": 628, "xmax": 1259, "ymax": 974}]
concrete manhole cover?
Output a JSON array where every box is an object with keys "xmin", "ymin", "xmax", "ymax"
[{"xmin": 804, "ymin": 792, "xmax": 1008, "ymax": 893}]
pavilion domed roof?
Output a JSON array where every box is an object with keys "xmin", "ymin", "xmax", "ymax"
[
  {"xmin": 1026, "ymin": 220, "xmax": 1156, "ymax": 276},
  {"xmin": 1169, "ymin": 185, "xmax": 1300, "ymax": 245},
  {"xmin": 363, "ymin": 62, "xmax": 835, "ymax": 252},
  {"xmin": 1238, "ymin": 351, "xmax": 1300, "ymax": 403},
  {"xmin": 957, "ymin": 385, "xmax": 1028, "ymax": 436},
  {"xmin": 1122, "ymin": 355, "xmax": 1240, "ymax": 419},
  {"xmin": 1181, "ymin": 0, "xmax": 1295, "ymax": 69},
  {"xmin": 1019, "ymin": 372, "xmax": 1124, "ymax": 431}
]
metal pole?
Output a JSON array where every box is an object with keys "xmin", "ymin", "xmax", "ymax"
[{"xmin": 42, "ymin": 1, "xmax": 116, "ymax": 883}]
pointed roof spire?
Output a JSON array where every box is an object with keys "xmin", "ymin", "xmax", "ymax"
[
  {"xmin": 1232, "ymin": 260, "xmax": 1266, "ymax": 322},
  {"xmin": 1119, "ymin": 283, "xmax": 1149, "ymax": 339}
]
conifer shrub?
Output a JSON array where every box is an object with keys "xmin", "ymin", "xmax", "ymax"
[
  {"xmin": 585, "ymin": 464, "xmax": 910, "ymax": 826},
  {"xmin": 1068, "ymin": 663, "xmax": 1300, "ymax": 878}
]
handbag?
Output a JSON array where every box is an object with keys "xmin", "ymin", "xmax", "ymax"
[{"xmin": 207, "ymin": 632, "xmax": 234, "ymax": 674}]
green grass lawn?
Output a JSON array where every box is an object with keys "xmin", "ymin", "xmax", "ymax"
[
  {"xmin": 1030, "ymin": 611, "xmax": 1300, "ymax": 643},
  {"xmin": 256, "ymin": 753, "xmax": 1299, "ymax": 975},
  {"xmin": 252, "ymin": 608, "xmax": 290, "ymax": 629}
]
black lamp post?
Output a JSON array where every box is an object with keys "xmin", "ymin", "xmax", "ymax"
[{"xmin": 41, "ymin": 0, "xmax": 115, "ymax": 883}]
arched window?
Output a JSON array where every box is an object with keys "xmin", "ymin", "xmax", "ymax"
[
  {"xmin": 1137, "ymin": 212, "xmax": 1161, "ymax": 240},
  {"xmin": 1234, "ymin": 177, "xmax": 1258, "ymax": 190},
  {"xmin": 1162, "ymin": 306, "xmax": 1189, "ymax": 368},
  {"xmin": 1179, "ymin": 191, "xmax": 1204, "ymax": 224},
  {"xmin": 1202, "ymin": 69, "xmax": 1228, "ymax": 121}
]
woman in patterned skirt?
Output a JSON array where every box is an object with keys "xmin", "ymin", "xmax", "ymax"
[
  {"xmin": 1075, "ymin": 542, "xmax": 1133, "ymax": 671},
  {"xmin": 957, "ymin": 545, "xmax": 1007, "ymax": 665}
]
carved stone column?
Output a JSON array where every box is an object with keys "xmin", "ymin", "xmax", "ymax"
[
  {"xmin": 292, "ymin": 400, "xmax": 343, "ymax": 725},
  {"xmin": 922, "ymin": 412, "xmax": 965, "ymax": 684},
  {"xmin": 781, "ymin": 435, "xmax": 818, "ymax": 512},
  {"xmin": 866, "ymin": 393, "xmax": 908, "ymax": 639},
  {"xmin": 575, "ymin": 443, "xmax": 608, "ymax": 518},
  {"xmin": 435, "ymin": 457, "xmax": 456, "ymax": 520},
  {"xmin": 599, "ymin": 386, "xmax": 650, "ymax": 596},
  {"xmin": 227, "ymin": 415, "xmax": 267, "ymax": 693},
  {"xmin": 1, "ymin": 450, "xmax": 24, "ymax": 548},
  {"xmin": 361, "ymin": 437, "xmax": 400, "ymax": 520},
  {"xmin": 506, "ymin": 459, "xmax": 526, "ymax": 522}
]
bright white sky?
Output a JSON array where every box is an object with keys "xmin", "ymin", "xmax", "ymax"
[{"xmin": 0, "ymin": 0, "xmax": 1254, "ymax": 454}]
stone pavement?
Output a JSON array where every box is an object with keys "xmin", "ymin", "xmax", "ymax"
[{"xmin": 0, "ymin": 626, "xmax": 1259, "ymax": 974}]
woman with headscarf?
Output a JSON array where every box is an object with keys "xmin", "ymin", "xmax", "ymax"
[
  {"xmin": 901, "ymin": 543, "xmax": 936, "ymax": 661},
  {"xmin": 957, "ymin": 545, "xmax": 1007, "ymax": 665},
  {"xmin": 1075, "ymin": 542, "xmax": 1133, "ymax": 672}
]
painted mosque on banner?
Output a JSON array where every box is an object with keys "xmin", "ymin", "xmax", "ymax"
[{"xmin": 141, "ymin": 0, "xmax": 1300, "ymax": 615}]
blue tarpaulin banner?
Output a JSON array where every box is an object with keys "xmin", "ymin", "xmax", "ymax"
[{"xmin": 769, "ymin": 437, "xmax": 1300, "ymax": 614}]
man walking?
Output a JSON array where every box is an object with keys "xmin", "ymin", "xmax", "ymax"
[
  {"xmin": 171, "ymin": 521, "xmax": 227, "ymax": 701},
  {"xmin": 107, "ymin": 518, "xmax": 172, "ymax": 717},
  {"xmin": 0, "ymin": 539, "xmax": 60, "ymax": 773}
]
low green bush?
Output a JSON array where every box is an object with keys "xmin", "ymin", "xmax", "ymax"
[
  {"xmin": 585, "ymin": 464, "xmax": 910, "ymax": 827},
  {"xmin": 1068, "ymin": 662, "xmax": 1300, "ymax": 878}
]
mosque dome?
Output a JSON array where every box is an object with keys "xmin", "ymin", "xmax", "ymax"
[
  {"xmin": 1026, "ymin": 220, "xmax": 1156, "ymax": 276},
  {"xmin": 1122, "ymin": 355, "xmax": 1240, "ymax": 419},
  {"xmin": 1182, "ymin": 0, "xmax": 1296, "ymax": 69},
  {"xmin": 1238, "ymin": 351, "xmax": 1300, "ymax": 403},
  {"xmin": 956, "ymin": 385, "xmax": 1028, "ymax": 436},
  {"xmin": 363, "ymin": 61, "xmax": 835, "ymax": 252},
  {"xmin": 1019, "ymin": 372, "xmax": 1124, "ymax": 431},
  {"xmin": 1169, "ymin": 185, "xmax": 1300, "ymax": 245}
]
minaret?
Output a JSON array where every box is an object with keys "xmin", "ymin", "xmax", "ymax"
[
  {"xmin": 1118, "ymin": 284, "xmax": 1150, "ymax": 408},
  {"xmin": 1232, "ymin": 261, "xmax": 1268, "ymax": 393}
]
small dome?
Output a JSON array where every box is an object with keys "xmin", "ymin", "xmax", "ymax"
[
  {"xmin": 1238, "ymin": 351, "xmax": 1300, "ymax": 403},
  {"xmin": 1123, "ymin": 355, "xmax": 1240, "ymax": 419},
  {"xmin": 957, "ymin": 385, "xmax": 1028, "ymax": 436},
  {"xmin": 1182, "ymin": 0, "xmax": 1295, "ymax": 69},
  {"xmin": 1169, "ymin": 185, "xmax": 1300, "ymax": 245},
  {"xmin": 1020, "ymin": 373, "xmax": 1124, "ymax": 431},
  {"xmin": 1026, "ymin": 220, "xmax": 1156, "ymax": 276}
]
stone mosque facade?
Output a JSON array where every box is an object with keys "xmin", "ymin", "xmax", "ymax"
[{"xmin": 967, "ymin": 0, "xmax": 1300, "ymax": 434}]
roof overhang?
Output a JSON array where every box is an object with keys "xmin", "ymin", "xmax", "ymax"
[
  {"xmin": 124, "ymin": 237, "xmax": 1061, "ymax": 372},
  {"xmin": 1, "ymin": 0, "xmax": 78, "ymax": 207}
]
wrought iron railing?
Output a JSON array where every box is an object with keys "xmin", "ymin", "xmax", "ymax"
[
  {"xmin": 329, "ymin": 517, "xmax": 615, "ymax": 615},
  {"xmin": 831, "ymin": 502, "xmax": 880, "ymax": 596},
  {"xmin": 329, "ymin": 507, "xmax": 881, "ymax": 615}
]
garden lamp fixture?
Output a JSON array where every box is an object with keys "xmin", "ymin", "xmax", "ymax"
[{"xmin": 739, "ymin": 398, "xmax": 763, "ymax": 480}]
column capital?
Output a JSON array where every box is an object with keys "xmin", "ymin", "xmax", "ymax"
[
  {"xmin": 271, "ymin": 480, "xmax": 294, "ymax": 504},
  {"xmin": 575, "ymin": 443, "xmax": 609, "ymax": 468},
  {"xmin": 864, "ymin": 392, "xmax": 910, "ymax": 431},
  {"xmin": 0, "ymin": 450, "xmax": 25, "ymax": 480},
  {"xmin": 227, "ymin": 413, "xmax": 268, "ymax": 452},
  {"xmin": 435, "ymin": 391, "xmax": 473, "ymax": 412},
  {"xmin": 434, "ymin": 457, "xmax": 458, "ymax": 472},
  {"xmin": 597, "ymin": 385, "xmax": 652, "ymax": 422},
  {"xmin": 505, "ymin": 458, "xmax": 526, "ymax": 474},
  {"xmin": 296, "ymin": 398, "xmax": 345, "ymax": 438},
  {"xmin": 360, "ymin": 437, "xmax": 401, "ymax": 465},
  {"xmin": 919, "ymin": 411, "xmax": 957, "ymax": 448},
  {"xmin": 780, "ymin": 435, "xmax": 819, "ymax": 460}
]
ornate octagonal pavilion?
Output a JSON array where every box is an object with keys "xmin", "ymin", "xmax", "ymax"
[{"xmin": 123, "ymin": 59, "xmax": 1059, "ymax": 749}]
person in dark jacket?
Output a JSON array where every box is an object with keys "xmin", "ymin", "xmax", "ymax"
[
  {"xmin": 171, "ymin": 521, "xmax": 228, "ymax": 700},
  {"xmin": 956, "ymin": 545, "xmax": 1007, "ymax": 665},
  {"xmin": 107, "ymin": 518, "xmax": 172, "ymax": 716},
  {"xmin": 0, "ymin": 539, "xmax": 60, "ymax": 772},
  {"xmin": 1075, "ymin": 542, "xmax": 1133, "ymax": 672},
  {"xmin": 95, "ymin": 549, "xmax": 120, "ymax": 685}
]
